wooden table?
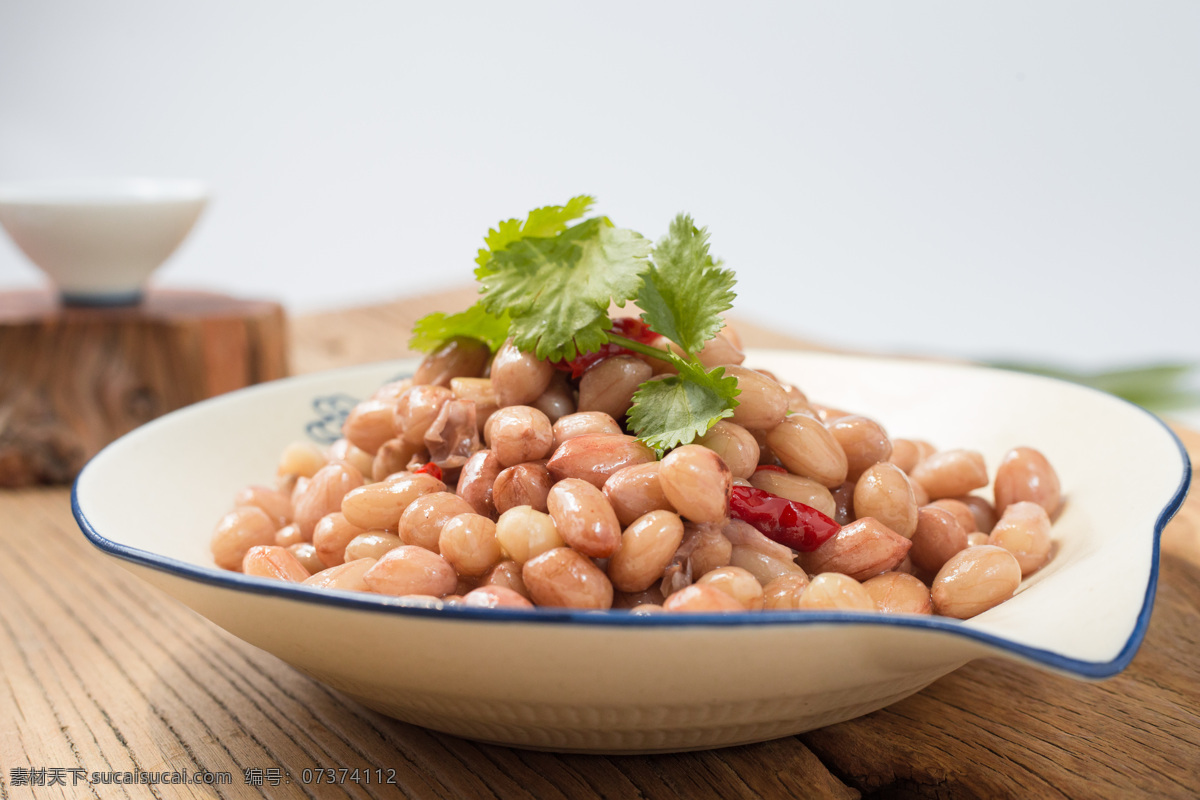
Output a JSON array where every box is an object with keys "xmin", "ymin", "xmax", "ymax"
[{"xmin": 2, "ymin": 288, "xmax": 1197, "ymax": 799}]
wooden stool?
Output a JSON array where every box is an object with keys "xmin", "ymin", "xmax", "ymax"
[{"xmin": 0, "ymin": 289, "xmax": 288, "ymax": 486}]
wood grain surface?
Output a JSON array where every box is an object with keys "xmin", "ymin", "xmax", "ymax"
[
  {"xmin": 0, "ymin": 289, "xmax": 287, "ymax": 487},
  {"xmin": 0, "ymin": 289, "xmax": 1196, "ymax": 799}
]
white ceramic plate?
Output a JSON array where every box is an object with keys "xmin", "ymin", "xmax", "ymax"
[{"xmin": 72, "ymin": 350, "xmax": 1190, "ymax": 753}]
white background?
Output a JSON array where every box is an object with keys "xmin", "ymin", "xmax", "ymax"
[{"xmin": 1, "ymin": 1, "xmax": 1197, "ymax": 370}]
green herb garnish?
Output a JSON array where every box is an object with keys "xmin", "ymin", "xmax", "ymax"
[
  {"xmin": 408, "ymin": 303, "xmax": 512, "ymax": 353},
  {"xmin": 478, "ymin": 216, "xmax": 652, "ymax": 362},
  {"xmin": 623, "ymin": 214, "xmax": 740, "ymax": 451},
  {"xmin": 410, "ymin": 198, "xmax": 742, "ymax": 451},
  {"xmin": 409, "ymin": 196, "xmax": 598, "ymax": 354}
]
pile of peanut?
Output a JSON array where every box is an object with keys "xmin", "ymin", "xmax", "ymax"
[{"xmin": 211, "ymin": 329, "xmax": 1062, "ymax": 619}]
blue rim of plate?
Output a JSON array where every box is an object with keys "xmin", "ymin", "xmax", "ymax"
[{"xmin": 71, "ymin": 362, "xmax": 1192, "ymax": 681}]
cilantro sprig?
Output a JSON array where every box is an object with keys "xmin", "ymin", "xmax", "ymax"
[
  {"xmin": 478, "ymin": 217, "xmax": 652, "ymax": 362},
  {"xmin": 408, "ymin": 303, "xmax": 511, "ymax": 353},
  {"xmin": 617, "ymin": 214, "xmax": 740, "ymax": 450},
  {"xmin": 409, "ymin": 195, "xmax": 596, "ymax": 355},
  {"xmin": 409, "ymin": 199, "xmax": 742, "ymax": 451}
]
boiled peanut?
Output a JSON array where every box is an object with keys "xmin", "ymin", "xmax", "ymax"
[
  {"xmin": 342, "ymin": 399, "xmax": 399, "ymax": 455},
  {"xmin": 722, "ymin": 366, "xmax": 788, "ymax": 430},
  {"xmin": 578, "ymin": 355, "xmax": 652, "ymax": 420},
  {"xmin": 910, "ymin": 449, "xmax": 988, "ymax": 499},
  {"xmin": 931, "ymin": 545, "xmax": 1022, "ymax": 619},
  {"xmin": 456, "ymin": 449, "xmax": 502, "ymax": 518},
  {"xmin": 888, "ymin": 439, "xmax": 922, "ymax": 474},
  {"xmin": 551, "ymin": 411, "xmax": 623, "ymax": 451},
  {"xmin": 987, "ymin": 501, "xmax": 1052, "ymax": 576},
  {"xmin": 413, "ymin": 336, "xmax": 490, "ymax": 387},
  {"xmin": 312, "ymin": 512, "xmax": 366, "ymax": 568},
  {"xmin": 341, "ymin": 472, "xmax": 446, "ymax": 531},
  {"xmin": 287, "ymin": 543, "xmax": 324, "ymax": 574},
  {"xmin": 547, "ymin": 478, "xmax": 622, "ymax": 558},
  {"xmin": 853, "ymin": 462, "xmax": 918, "ymax": 538},
  {"xmin": 953, "ymin": 495, "xmax": 998, "ymax": 534},
  {"xmin": 397, "ymin": 491, "xmax": 474, "ymax": 552},
  {"xmin": 303, "ymin": 557, "xmax": 377, "ymax": 592},
  {"xmin": 829, "ymin": 415, "xmax": 893, "ymax": 482},
  {"xmin": 274, "ymin": 524, "xmax": 305, "ymax": 548},
  {"xmin": 396, "ymin": 385, "xmax": 454, "ymax": 446},
  {"xmin": 329, "ymin": 439, "xmax": 375, "ymax": 481},
  {"xmin": 371, "ymin": 436, "xmax": 424, "ymax": 481},
  {"xmin": 242, "ymin": 545, "xmax": 310, "ymax": 582},
  {"xmin": 234, "ymin": 485, "xmax": 292, "ymax": 528},
  {"xmin": 697, "ymin": 566, "xmax": 764, "ymax": 610},
  {"xmin": 799, "ymin": 517, "xmax": 911, "ymax": 581},
  {"xmin": 494, "ymin": 506, "xmax": 564, "ymax": 564},
  {"xmin": 481, "ymin": 560, "xmax": 531, "ymax": 599},
  {"xmin": 765, "ymin": 415, "xmax": 848, "ymax": 488},
  {"xmin": 909, "ymin": 506, "xmax": 969, "ymax": 574},
  {"xmin": 994, "ymin": 447, "xmax": 1062, "ymax": 518},
  {"xmin": 696, "ymin": 420, "xmax": 760, "ymax": 480},
  {"xmin": 831, "ymin": 481, "xmax": 856, "ymax": 525},
  {"xmin": 693, "ymin": 332, "xmax": 745, "ymax": 369},
  {"xmin": 729, "ymin": 546, "xmax": 805, "ymax": 586},
  {"xmin": 211, "ymin": 507, "xmax": 277, "ymax": 571},
  {"xmin": 862, "ymin": 572, "xmax": 933, "ymax": 615},
  {"xmin": 522, "ymin": 547, "xmax": 614, "ymax": 609},
  {"xmin": 607, "ymin": 510, "xmax": 685, "ymax": 593},
  {"xmin": 929, "ymin": 498, "xmax": 978, "ymax": 533},
  {"xmin": 662, "ymin": 583, "xmax": 745, "ymax": 612},
  {"xmin": 547, "ymin": 433, "xmax": 656, "ymax": 489},
  {"xmin": 659, "ymin": 444, "xmax": 732, "ymax": 524},
  {"xmin": 293, "ymin": 461, "xmax": 364, "ymax": 539},
  {"xmin": 531, "ymin": 372, "xmax": 576, "ymax": 423},
  {"xmin": 796, "ymin": 573, "xmax": 875, "ymax": 611},
  {"xmin": 490, "ymin": 340, "xmax": 554, "ymax": 406},
  {"xmin": 439, "ymin": 513, "xmax": 502, "ymax": 577},
  {"xmin": 486, "ymin": 405, "xmax": 554, "ymax": 467},
  {"xmin": 461, "ymin": 585, "xmax": 534, "ymax": 609},
  {"xmin": 761, "ymin": 574, "xmax": 811, "ymax": 610},
  {"xmin": 276, "ymin": 441, "xmax": 326, "ymax": 482},
  {"xmin": 603, "ymin": 461, "xmax": 674, "ymax": 527},
  {"xmin": 493, "ymin": 462, "xmax": 553, "ymax": 514},
  {"xmin": 363, "ymin": 546, "xmax": 458, "ymax": 597},
  {"xmin": 344, "ymin": 531, "xmax": 403, "ymax": 561}
]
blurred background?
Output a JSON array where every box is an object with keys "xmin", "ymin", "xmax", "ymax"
[{"xmin": 1, "ymin": 2, "xmax": 1197, "ymax": 378}]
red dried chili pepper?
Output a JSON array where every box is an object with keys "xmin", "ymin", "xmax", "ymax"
[
  {"xmin": 553, "ymin": 317, "xmax": 659, "ymax": 379},
  {"xmin": 412, "ymin": 462, "xmax": 443, "ymax": 481},
  {"xmin": 754, "ymin": 464, "xmax": 787, "ymax": 474},
  {"xmin": 729, "ymin": 485, "xmax": 840, "ymax": 552}
]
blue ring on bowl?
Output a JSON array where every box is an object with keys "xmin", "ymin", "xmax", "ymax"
[
  {"xmin": 60, "ymin": 289, "xmax": 144, "ymax": 307},
  {"xmin": 71, "ymin": 371, "xmax": 1191, "ymax": 681}
]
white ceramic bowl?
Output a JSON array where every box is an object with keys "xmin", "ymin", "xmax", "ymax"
[
  {"xmin": 0, "ymin": 178, "xmax": 207, "ymax": 305},
  {"xmin": 72, "ymin": 351, "xmax": 1190, "ymax": 753}
]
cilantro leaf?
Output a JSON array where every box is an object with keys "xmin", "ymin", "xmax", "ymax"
[
  {"xmin": 478, "ymin": 217, "xmax": 651, "ymax": 361},
  {"xmin": 408, "ymin": 302, "xmax": 511, "ymax": 352},
  {"xmin": 475, "ymin": 195, "xmax": 595, "ymax": 272},
  {"xmin": 638, "ymin": 213, "xmax": 736, "ymax": 356},
  {"xmin": 626, "ymin": 362, "xmax": 740, "ymax": 451}
]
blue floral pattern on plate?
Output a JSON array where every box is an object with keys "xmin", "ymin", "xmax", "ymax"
[{"xmin": 306, "ymin": 394, "xmax": 360, "ymax": 444}]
